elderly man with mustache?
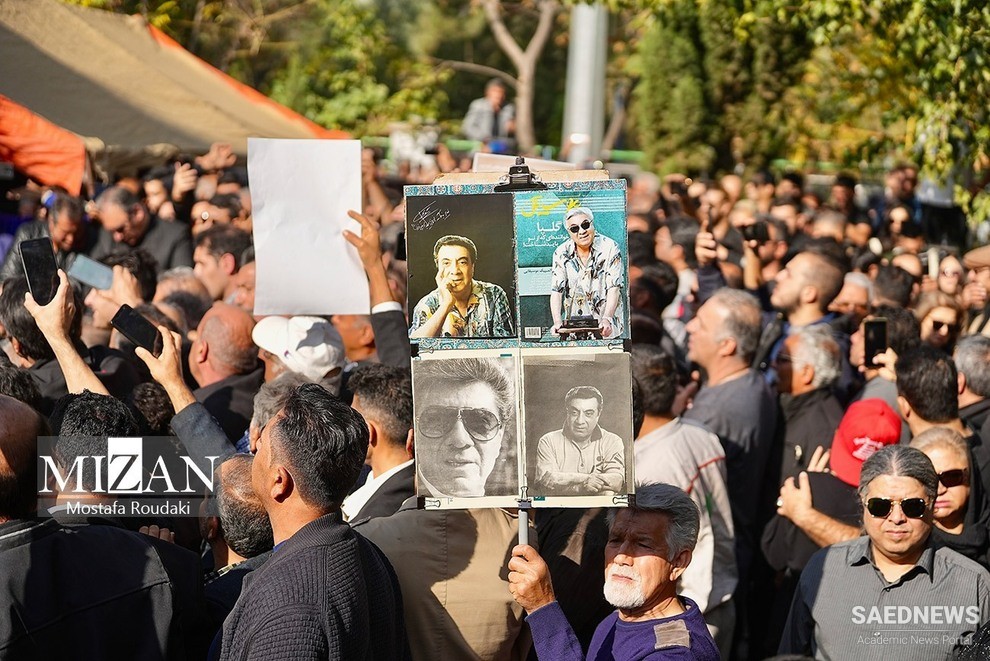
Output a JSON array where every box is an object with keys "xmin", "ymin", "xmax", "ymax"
[{"xmin": 508, "ymin": 483, "xmax": 719, "ymax": 659}]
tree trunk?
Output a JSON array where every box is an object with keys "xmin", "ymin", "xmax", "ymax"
[{"xmin": 480, "ymin": 0, "xmax": 558, "ymax": 153}]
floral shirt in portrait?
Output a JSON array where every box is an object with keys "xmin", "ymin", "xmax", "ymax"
[
  {"xmin": 409, "ymin": 279, "xmax": 514, "ymax": 338},
  {"xmin": 550, "ymin": 234, "xmax": 624, "ymax": 336}
]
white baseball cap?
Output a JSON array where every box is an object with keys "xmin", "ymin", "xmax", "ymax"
[{"xmin": 252, "ymin": 316, "xmax": 345, "ymax": 382}]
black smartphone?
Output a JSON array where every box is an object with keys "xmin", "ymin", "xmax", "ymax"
[
  {"xmin": 19, "ymin": 238, "xmax": 59, "ymax": 305},
  {"xmin": 864, "ymin": 318, "xmax": 888, "ymax": 369},
  {"xmin": 110, "ymin": 304, "xmax": 163, "ymax": 358}
]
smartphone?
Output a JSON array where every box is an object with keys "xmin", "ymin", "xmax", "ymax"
[
  {"xmin": 864, "ymin": 318, "xmax": 888, "ymax": 369},
  {"xmin": 67, "ymin": 254, "xmax": 114, "ymax": 291},
  {"xmin": 110, "ymin": 304, "xmax": 163, "ymax": 358},
  {"xmin": 19, "ymin": 238, "xmax": 59, "ymax": 305}
]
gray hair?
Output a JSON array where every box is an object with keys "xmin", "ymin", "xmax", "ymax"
[
  {"xmin": 250, "ymin": 372, "xmax": 317, "ymax": 432},
  {"xmin": 608, "ymin": 483, "xmax": 700, "ymax": 561},
  {"xmin": 710, "ymin": 288, "xmax": 762, "ymax": 363},
  {"xmin": 844, "ymin": 272, "xmax": 873, "ymax": 300},
  {"xmin": 415, "ymin": 357, "xmax": 514, "ymax": 421},
  {"xmin": 791, "ymin": 325, "xmax": 841, "ymax": 389},
  {"xmin": 909, "ymin": 427, "xmax": 971, "ymax": 470},
  {"xmin": 858, "ymin": 445, "xmax": 938, "ymax": 503},
  {"xmin": 955, "ymin": 335, "xmax": 990, "ymax": 398}
]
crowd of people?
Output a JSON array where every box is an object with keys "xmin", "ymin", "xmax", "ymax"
[{"xmin": 1, "ymin": 140, "xmax": 990, "ymax": 660}]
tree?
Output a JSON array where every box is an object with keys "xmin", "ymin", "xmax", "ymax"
[
  {"xmin": 794, "ymin": 0, "xmax": 990, "ymax": 222},
  {"xmin": 629, "ymin": 0, "xmax": 813, "ymax": 175}
]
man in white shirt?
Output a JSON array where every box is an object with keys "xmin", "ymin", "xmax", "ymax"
[
  {"xmin": 342, "ymin": 363, "xmax": 414, "ymax": 521},
  {"xmin": 631, "ymin": 345, "xmax": 737, "ymax": 658}
]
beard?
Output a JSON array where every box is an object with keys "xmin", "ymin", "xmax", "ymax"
[{"xmin": 603, "ymin": 567, "xmax": 646, "ymax": 609}]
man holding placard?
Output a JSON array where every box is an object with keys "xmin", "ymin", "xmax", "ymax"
[
  {"xmin": 409, "ymin": 235, "xmax": 514, "ymax": 338},
  {"xmin": 508, "ymin": 483, "xmax": 719, "ymax": 659}
]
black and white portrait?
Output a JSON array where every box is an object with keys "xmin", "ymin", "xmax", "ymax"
[
  {"xmin": 412, "ymin": 354, "xmax": 518, "ymax": 499},
  {"xmin": 522, "ymin": 351, "xmax": 633, "ymax": 497}
]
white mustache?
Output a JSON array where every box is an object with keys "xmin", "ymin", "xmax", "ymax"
[{"xmin": 608, "ymin": 567, "xmax": 641, "ymax": 582}]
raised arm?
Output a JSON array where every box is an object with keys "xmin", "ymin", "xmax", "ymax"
[{"xmin": 24, "ymin": 270, "xmax": 109, "ymax": 396}]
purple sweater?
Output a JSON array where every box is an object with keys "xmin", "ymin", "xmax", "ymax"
[{"xmin": 527, "ymin": 597, "xmax": 719, "ymax": 660}]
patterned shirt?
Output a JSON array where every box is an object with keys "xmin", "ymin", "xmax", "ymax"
[
  {"xmin": 551, "ymin": 234, "xmax": 624, "ymax": 336},
  {"xmin": 409, "ymin": 279, "xmax": 514, "ymax": 338}
]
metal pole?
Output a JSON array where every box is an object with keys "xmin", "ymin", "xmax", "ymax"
[{"xmin": 561, "ymin": 3, "xmax": 607, "ymax": 165}]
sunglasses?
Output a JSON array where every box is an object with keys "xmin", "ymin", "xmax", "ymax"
[
  {"xmin": 864, "ymin": 497, "xmax": 929, "ymax": 519},
  {"xmin": 938, "ymin": 468, "xmax": 968, "ymax": 488},
  {"xmin": 417, "ymin": 406, "xmax": 502, "ymax": 442},
  {"xmin": 567, "ymin": 219, "xmax": 593, "ymax": 234},
  {"xmin": 932, "ymin": 320, "xmax": 960, "ymax": 334}
]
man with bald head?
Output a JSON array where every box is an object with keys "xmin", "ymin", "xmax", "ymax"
[
  {"xmin": 0, "ymin": 395, "xmax": 211, "ymax": 657},
  {"xmin": 190, "ymin": 302, "xmax": 264, "ymax": 442}
]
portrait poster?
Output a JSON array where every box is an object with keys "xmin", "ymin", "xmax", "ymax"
[
  {"xmin": 412, "ymin": 350, "xmax": 521, "ymax": 510},
  {"xmin": 515, "ymin": 184, "xmax": 628, "ymax": 344},
  {"xmin": 405, "ymin": 193, "xmax": 517, "ymax": 343},
  {"xmin": 520, "ymin": 348, "xmax": 634, "ymax": 506}
]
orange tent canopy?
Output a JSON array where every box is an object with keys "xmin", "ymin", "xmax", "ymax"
[
  {"xmin": 0, "ymin": 0, "xmax": 348, "ymax": 180},
  {"xmin": 0, "ymin": 95, "xmax": 86, "ymax": 195}
]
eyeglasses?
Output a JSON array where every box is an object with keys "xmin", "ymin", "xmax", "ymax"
[
  {"xmin": 932, "ymin": 321, "xmax": 960, "ymax": 334},
  {"xmin": 938, "ymin": 468, "xmax": 969, "ymax": 488},
  {"xmin": 774, "ymin": 354, "xmax": 793, "ymax": 364},
  {"xmin": 940, "ymin": 269, "xmax": 963, "ymax": 279},
  {"xmin": 417, "ymin": 406, "xmax": 502, "ymax": 442},
  {"xmin": 864, "ymin": 497, "xmax": 929, "ymax": 519},
  {"xmin": 567, "ymin": 219, "xmax": 592, "ymax": 234}
]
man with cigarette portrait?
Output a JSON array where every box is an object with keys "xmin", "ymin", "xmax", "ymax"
[
  {"xmin": 536, "ymin": 385, "xmax": 625, "ymax": 496},
  {"xmin": 409, "ymin": 235, "xmax": 514, "ymax": 338},
  {"xmin": 550, "ymin": 206, "xmax": 624, "ymax": 338},
  {"xmin": 415, "ymin": 357, "xmax": 514, "ymax": 497}
]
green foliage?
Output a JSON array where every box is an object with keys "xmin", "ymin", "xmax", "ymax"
[
  {"xmin": 631, "ymin": 0, "xmax": 813, "ymax": 175},
  {"xmin": 793, "ymin": 0, "xmax": 990, "ymax": 222}
]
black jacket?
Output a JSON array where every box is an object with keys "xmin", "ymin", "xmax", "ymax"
[
  {"xmin": 778, "ymin": 387, "xmax": 844, "ymax": 482},
  {"xmin": 218, "ymin": 511, "xmax": 410, "ymax": 660},
  {"xmin": 194, "ymin": 364, "xmax": 264, "ymax": 443},
  {"xmin": 351, "ymin": 463, "xmax": 415, "ymax": 522},
  {"xmin": 89, "ymin": 216, "xmax": 193, "ymax": 273},
  {"xmin": 0, "ymin": 518, "xmax": 211, "ymax": 659}
]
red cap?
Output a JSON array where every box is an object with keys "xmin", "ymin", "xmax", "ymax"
[{"xmin": 829, "ymin": 399, "xmax": 902, "ymax": 487}]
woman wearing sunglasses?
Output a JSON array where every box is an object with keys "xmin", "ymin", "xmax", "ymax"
[
  {"xmin": 911, "ymin": 427, "xmax": 990, "ymax": 568},
  {"xmin": 914, "ymin": 290, "xmax": 965, "ymax": 354}
]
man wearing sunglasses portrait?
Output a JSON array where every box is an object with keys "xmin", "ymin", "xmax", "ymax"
[
  {"xmin": 550, "ymin": 206, "xmax": 624, "ymax": 338},
  {"xmin": 413, "ymin": 357, "xmax": 514, "ymax": 498},
  {"xmin": 781, "ymin": 445, "xmax": 990, "ymax": 659}
]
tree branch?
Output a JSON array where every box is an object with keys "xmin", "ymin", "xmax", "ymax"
[
  {"xmin": 480, "ymin": 0, "xmax": 525, "ymax": 67},
  {"xmin": 432, "ymin": 58, "xmax": 519, "ymax": 89},
  {"xmin": 524, "ymin": 0, "xmax": 558, "ymax": 60}
]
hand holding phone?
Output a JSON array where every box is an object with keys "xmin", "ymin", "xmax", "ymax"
[
  {"xmin": 110, "ymin": 304, "xmax": 164, "ymax": 358},
  {"xmin": 20, "ymin": 238, "xmax": 59, "ymax": 305},
  {"xmin": 22, "ymin": 269, "xmax": 75, "ymax": 341},
  {"xmin": 863, "ymin": 318, "xmax": 888, "ymax": 369}
]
